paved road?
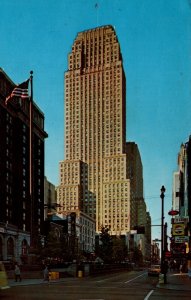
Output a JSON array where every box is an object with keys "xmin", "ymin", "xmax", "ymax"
[{"xmin": 1, "ymin": 270, "xmax": 191, "ymax": 300}]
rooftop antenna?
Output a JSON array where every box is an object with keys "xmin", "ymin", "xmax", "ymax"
[{"xmin": 95, "ymin": 3, "xmax": 99, "ymax": 27}]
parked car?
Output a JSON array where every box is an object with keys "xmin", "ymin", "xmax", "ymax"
[{"xmin": 148, "ymin": 264, "xmax": 161, "ymax": 276}]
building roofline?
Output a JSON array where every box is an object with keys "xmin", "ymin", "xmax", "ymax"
[
  {"xmin": 77, "ymin": 25, "xmax": 116, "ymax": 37},
  {"xmin": 0, "ymin": 67, "xmax": 15, "ymax": 85}
]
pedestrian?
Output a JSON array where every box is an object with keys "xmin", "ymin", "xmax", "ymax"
[
  {"xmin": 188, "ymin": 260, "xmax": 191, "ymax": 278},
  {"xmin": 169, "ymin": 260, "xmax": 173, "ymax": 272},
  {"xmin": 161, "ymin": 260, "xmax": 169, "ymax": 284},
  {"xmin": 43, "ymin": 265, "xmax": 49, "ymax": 281},
  {"xmin": 179, "ymin": 263, "xmax": 183, "ymax": 274},
  {"xmin": 14, "ymin": 264, "xmax": 21, "ymax": 282}
]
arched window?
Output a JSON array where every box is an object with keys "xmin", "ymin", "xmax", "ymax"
[
  {"xmin": 21, "ymin": 239, "xmax": 28, "ymax": 255},
  {"xmin": 7, "ymin": 237, "xmax": 14, "ymax": 256}
]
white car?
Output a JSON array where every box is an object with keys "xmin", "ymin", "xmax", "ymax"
[{"xmin": 148, "ymin": 264, "xmax": 161, "ymax": 276}]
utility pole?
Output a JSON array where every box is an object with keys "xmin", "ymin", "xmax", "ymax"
[{"xmin": 160, "ymin": 185, "xmax": 167, "ymax": 284}]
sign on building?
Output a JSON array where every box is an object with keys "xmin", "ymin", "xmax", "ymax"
[
  {"xmin": 175, "ymin": 236, "xmax": 189, "ymax": 243},
  {"xmin": 172, "ymin": 223, "xmax": 185, "ymax": 236}
]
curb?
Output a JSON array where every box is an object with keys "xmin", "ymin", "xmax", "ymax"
[{"xmin": 157, "ymin": 283, "xmax": 191, "ymax": 291}]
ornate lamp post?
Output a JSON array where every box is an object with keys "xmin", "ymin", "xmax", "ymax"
[{"xmin": 160, "ymin": 185, "xmax": 166, "ymax": 282}]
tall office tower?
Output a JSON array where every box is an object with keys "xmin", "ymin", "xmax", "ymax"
[{"xmin": 57, "ymin": 25, "xmax": 131, "ymax": 235}]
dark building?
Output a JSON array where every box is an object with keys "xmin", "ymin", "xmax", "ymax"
[
  {"xmin": 171, "ymin": 135, "xmax": 191, "ymax": 259},
  {"xmin": 0, "ymin": 69, "xmax": 47, "ymax": 262},
  {"xmin": 187, "ymin": 136, "xmax": 191, "ymax": 239}
]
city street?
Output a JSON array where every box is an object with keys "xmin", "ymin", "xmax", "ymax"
[{"xmin": 2, "ymin": 270, "xmax": 191, "ymax": 300}]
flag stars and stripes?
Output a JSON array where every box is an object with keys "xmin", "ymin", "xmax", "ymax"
[{"xmin": 5, "ymin": 79, "xmax": 29, "ymax": 105}]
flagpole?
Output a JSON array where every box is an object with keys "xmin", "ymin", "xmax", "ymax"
[{"xmin": 29, "ymin": 70, "xmax": 34, "ymax": 249}]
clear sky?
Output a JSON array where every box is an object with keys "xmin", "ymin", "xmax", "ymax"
[{"xmin": 1, "ymin": 0, "xmax": 191, "ymax": 240}]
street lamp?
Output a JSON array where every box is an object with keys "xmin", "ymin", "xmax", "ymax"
[{"xmin": 160, "ymin": 185, "xmax": 166, "ymax": 283}]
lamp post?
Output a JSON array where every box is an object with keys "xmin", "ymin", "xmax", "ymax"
[{"xmin": 160, "ymin": 185, "xmax": 166, "ymax": 283}]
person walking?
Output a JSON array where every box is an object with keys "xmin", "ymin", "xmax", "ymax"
[
  {"xmin": 161, "ymin": 260, "xmax": 169, "ymax": 284},
  {"xmin": 14, "ymin": 264, "xmax": 21, "ymax": 282},
  {"xmin": 43, "ymin": 265, "xmax": 49, "ymax": 281},
  {"xmin": 180, "ymin": 263, "xmax": 183, "ymax": 274}
]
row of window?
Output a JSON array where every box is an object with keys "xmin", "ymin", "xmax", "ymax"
[{"xmin": 65, "ymin": 74, "xmax": 121, "ymax": 89}]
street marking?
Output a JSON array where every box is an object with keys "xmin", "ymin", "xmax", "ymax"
[
  {"xmin": 96, "ymin": 274, "xmax": 122, "ymax": 283},
  {"xmin": 124, "ymin": 272, "xmax": 146, "ymax": 283},
  {"xmin": 144, "ymin": 290, "xmax": 154, "ymax": 300}
]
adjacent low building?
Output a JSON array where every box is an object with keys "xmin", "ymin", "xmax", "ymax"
[
  {"xmin": 0, "ymin": 68, "xmax": 47, "ymax": 263},
  {"xmin": 46, "ymin": 210, "xmax": 96, "ymax": 255}
]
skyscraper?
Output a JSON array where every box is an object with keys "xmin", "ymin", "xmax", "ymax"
[{"xmin": 57, "ymin": 25, "xmax": 131, "ymax": 235}]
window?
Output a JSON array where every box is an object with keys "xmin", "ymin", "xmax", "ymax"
[
  {"xmin": 7, "ymin": 237, "xmax": 14, "ymax": 256},
  {"xmin": 22, "ymin": 239, "xmax": 28, "ymax": 255}
]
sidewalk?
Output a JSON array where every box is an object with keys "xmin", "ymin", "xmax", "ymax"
[
  {"xmin": 8, "ymin": 278, "xmax": 66, "ymax": 287},
  {"xmin": 157, "ymin": 272, "xmax": 191, "ymax": 291}
]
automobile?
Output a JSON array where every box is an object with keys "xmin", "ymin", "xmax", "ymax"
[
  {"xmin": 148, "ymin": 264, "xmax": 161, "ymax": 276},
  {"xmin": 0, "ymin": 261, "xmax": 10, "ymax": 290}
]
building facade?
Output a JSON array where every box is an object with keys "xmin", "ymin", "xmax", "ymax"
[
  {"xmin": 57, "ymin": 25, "xmax": 131, "ymax": 235},
  {"xmin": 145, "ymin": 212, "xmax": 152, "ymax": 261},
  {"xmin": 44, "ymin": 176, "xmax": 57, "ymax": 220},
  {"xmin": 48, "ymin": 210, "xmax": 96, "ymax": 254},
  {"xmin": 125, "ymin": 142, "xmax": 150, "ymax": 259},
  {"xmin": 126, "ymin": 142, "xmax": 145, "ymax": 228},
  {"xmin": 170, "ymin": 136, "xmax": 191, "ymax": 258},
  {"xmin": 172, "ymin": 171, "xmax": 180, "ymax": 212},
  {"xmin": 0, "ymin": 69, "xmax": 47, "ymax": 262}
]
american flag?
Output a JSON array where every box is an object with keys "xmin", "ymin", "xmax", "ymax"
[{"xmin": 5, "ymin": 79, "xmax": 29, "ymax": 105}]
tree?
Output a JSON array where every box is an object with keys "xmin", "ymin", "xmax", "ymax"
[
  {"xmin": 112, "ymin": 237, "xmax": 128, "ymax": 262},
  {"xmin": 132, "ymin": 246, "xmax": 143, "ymax": 264},
  {"xmin": 41, "ymin": 231, "xmax": 63, "ymax": 258},
  {"xmin": 97, "ymin": 227, "xmax": 113, "ymax": 263}
]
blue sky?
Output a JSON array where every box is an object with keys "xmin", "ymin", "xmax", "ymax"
[{"xmin": 1, "ymin": 0, "xmax": 191, "ymax": 240}]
